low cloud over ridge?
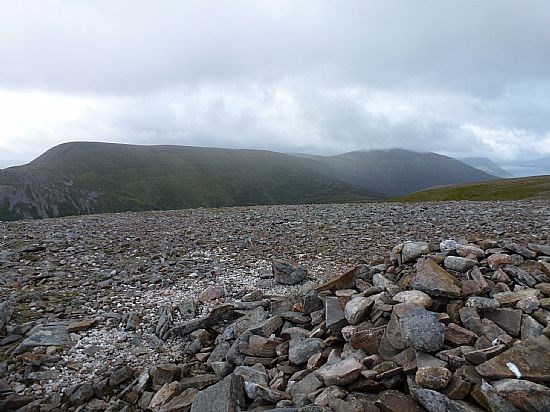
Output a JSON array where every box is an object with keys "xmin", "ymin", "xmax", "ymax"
[{"xmin": 1, "ymin": 0, "xmax": 549, "ymax": 166}]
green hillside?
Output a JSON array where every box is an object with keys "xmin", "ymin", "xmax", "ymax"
[
  {"xmin": 0, "ymin": 142, "xmax": 377, "ymax": 220},
  {"xmin": 0, "ymin": 142, "xmax": 501, "ymax": 221},
  {"xmin": 300, "ymin": 149, "xmax": 496, "ymax": 196},
  {"xmin": 393, "ymin": 175, "xmax": 550, "ymax": 202}
]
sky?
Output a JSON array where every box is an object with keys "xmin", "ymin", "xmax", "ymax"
[{"xmin": 1, "ymin": 0, "xmax": 550, "ymax": 168}]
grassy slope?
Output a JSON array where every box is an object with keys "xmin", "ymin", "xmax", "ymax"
[
  {"xmin": 296, "ymin": 149, "xmax": 496, "ymax": 197},
  {"xmin": 393, "ymin": 175, "xmax": 550, "ymax": 202},
  {"xmin": 14, "ymin": 142, "xmax": 377, "ymax": 216}
]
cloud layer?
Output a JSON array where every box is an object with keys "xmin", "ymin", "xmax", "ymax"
[{"xmin": 1, "ymin": 0, "xmax": 549, "ymax": 166}]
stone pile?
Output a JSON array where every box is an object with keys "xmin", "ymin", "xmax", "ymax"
[
  {"xmin": 1, "ymin": 201, "xmax": 550, "ymax": 411},
  {"xmin": 13, "ymin": 237, "xmax": 547, "ymax": 411}
]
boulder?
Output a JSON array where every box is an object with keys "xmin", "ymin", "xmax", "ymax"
[
  {"xmin": 13, "ymin": 323, "xmax": 71, "ymax": 355},
  {"xmin": 416, "ymin": 366, "xmax": 452, "ymax": 390},
  {"xmin": 402, "ymin": 242, "xmax": 431, "ymax": 263},
  {"xmin": 272, "ymin": 260, "xmax": 307, "ymax": 285},
  {"xmin": 476, "ymin": 335, "xmax": 550, "ymax": 381},
  {"xmin": 288, "ymin": 337, "xmax": 322, "ymax": 365},
  {"xmin": 444, "ymin": 256, "xmax": 478, "ymax": 273},
  {"xmin": 316, "ymin": 355, "xmax": 363, "ymax": 386},
  {"xmin": 190, "ymin": 374, "xmax": 245, "ymax": 412},
  {"xmin": 412, "ymin": 258, "xmax": 462, "ymax": 298},
  {"xmin": 399, "ymin": 307, "xmax": 445, "ymax": 352},
  {"xmin": 393, "ymin": 290, "xmax": 433, "ymax": 308},
  {"xmin": 493, "ymin": 379, "xmax": 550, "ymax": 412},
  {"xmin": 344, "ymin": 296, "xmax": 374, "ymax": 325}
]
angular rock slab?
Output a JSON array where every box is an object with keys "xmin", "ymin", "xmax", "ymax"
[
  {"xmin": 493, "ymin": 378, "xmax": 550, "ymax": 412},
  {"xmin": 402, "ymin": 241, "xmax": 431, "ymax": 263},
  {"xmin": 0, "ymin": 301, "xmax": 13, "ymax": 330},
  {"xmin": 288, "ymin": 337, "xmax": 322, "ymax": 365},
  {"xmin": 414, "ymin": 388, "xmax": 485, "ymax": 412},
  {"xmin": 315, "ymin": 266, "xmax": 359, "ymax": 293},
  {"xmin": 344, "ymin": 296, "xmax": 374, "ymax": 325},
  {"xmin": 444, "ymin": 256, "xmax": 478, "ymax": 273},
  {"xmin": 190, "ymin": 374, "xmax": 245, "ymax": 412},
  {"xmin": 13, "ymin": 323, "xmax": 71, "ymax": 355},
  {"xmin": 325, "ymin": 297, "xmax": 347, "ymax": 335},
  {"xmin": 412, "ymin": 258, "xmax": 462, "ymax": 298},
  {"xmin": 393, "ymin": 290, "xmax": 433, "ymax": 308},
  {"xmin": 476, "ymin": 335, "xmax": 550, "ymax": 381},
  {"xmin": 316, "ymin": 356, "xmax": 363, "ymax": 386},
  {"xmin": 476, "ymin": 380, "xmax": 521, "ymax": 412},
  {"xmin": 172, "ymin": 304, "xmax": 236, "ymax": 336}
]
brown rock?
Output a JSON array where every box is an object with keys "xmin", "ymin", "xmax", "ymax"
[
  {"xmin": 392, "ymin": 290, "xmax": 433, "ymax": 308},
  {"xmin": 151, "ymin": 364, "xmax": 182, "ymax": 388},
  {"xmin": 198, "ymin": 286, "xmax": 225, "ymax": 302},
  {"xmin": 375, "ymin": 390, "xmax": 425, "ymax": 412},
  {"xmin": 484, "ymin": 309, "xmax": 523, "ymax": 337},
  {"xmin": 470, "ymin": 266, "xmax": 491, "ymax": 293},
  {"xmin": 288, "ymin": 371, "xmax": 324, "ymax": 398},
  {"xmin": 459, "ymin": 306, "xmax": 482, "ymax": 334},
  {"xmin": 384, "ymin": 312, "xmax": 406, "ymax": 350},
  {"xmin": 476, "ymin": 335, "xmax": 550, "ymax": 380},
  {"xmin": 315, "ymin": 266, "xmax": 359, "ymax": 292},
  {"xmin": 316, "ymin": 356, "xmax": 363, "ymax": 386},
  {"xmin": 415, "ymin": 366, "xmax": 452, "ymax": 390},
  {"xmin": 493, "ymin": 289, "xmax": 540, "ymax": 307},
  {"xmin": 149, "ymin": 382, "xmax": 183, "ymax": 411},
  {"xmin": 254, "ymin": 385, "xmax": 291, "ymax": 403},
  {"xmin": 457, "ymin": 244, "xmax": 485, "ymax": 258},
  {"xmin": 472, "ymin": 380, "xmax": 520, "ymax": 412},
  {"xmin": 412, "ymin": 258, "xmax": 462, "ymax": 298},
  {"xmin": 314, "ymin": 385, "xmax": 347, "ymax": 407},
  {"xmin": 481, "ymin": 318, "xmax": 510, "ymax": 342},
  {"xmin": 241, "ymin": 335, "xmax": 281, "ymax": 357},
  {"xmin": 464, "ymin": 345, "xmax": 507, "ymax": 365},
  {"xmin": 341, "ymin": 323, "xmax": 384, "ymax": 353},
  {"xmin": 487, "ymin": 254, "xmax": 513, "ymax": 269},
  {"xmin": 179, "ymin": 375, "xmax": 220, "ymax": 390},
  {"xmin": 445, "ymin": 323, "xmax": 477, "ymax": 346},
  {"xmin": 441, "ymin": 376, "xmax": 472, "ymax": 400},
  {"xmin": 159, "ymin": 388, "xmax": 198, "ymax": 412},
  {"xmin": 67, "ymin": 319, "xmax": 97, "ymax": 332},
  {"xmin": 493, "ymin": 378, "xmax": 550, "ymax": 412}
]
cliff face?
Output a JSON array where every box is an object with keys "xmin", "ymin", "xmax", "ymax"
[{"xmin": 0, "ymin": 168, "xmax": 100, "ymax": 220}]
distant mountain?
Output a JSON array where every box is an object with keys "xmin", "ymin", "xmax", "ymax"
[
  {"xmin": 500, "ymin": 156, "xmax": 550, "ymax": 177},
  {"xmin": 297, "ymin": 149, "xmax": 497, "ymax": 196},
  {"xmin": 460, "ymin": 157, "xmax": 513, "ymax": 178},
  {"xmin": 394, "ymin": 175, "xmax": 550, "ymax": 202},
  {"xmin": 0, "ymin": 142, "xmax": 497, "ymax": 220}
]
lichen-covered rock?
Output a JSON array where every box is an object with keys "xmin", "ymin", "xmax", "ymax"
[{"xmin": 399, "ymin": 307, "xmax": 445, "ymax": 352}]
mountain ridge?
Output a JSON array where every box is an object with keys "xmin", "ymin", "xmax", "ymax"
[
  {"xmin": 459, "ymin": 157, "xmax": 513, "ymax": 178},
  {"xmin": 0, "ymin": 142, "xmax": 497, "ymax": 220}
]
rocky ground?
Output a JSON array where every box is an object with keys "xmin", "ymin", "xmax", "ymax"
[{"xmin": 0, "ymin": 200, "xmax": 549, "ymax": 411}]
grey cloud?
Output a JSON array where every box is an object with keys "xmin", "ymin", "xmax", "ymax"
[
  {"xmin": 0, "ymin": 1, "xmax": 549, "ymax": 165},
  {"xmin": 1, "ymin": 1, "xmax": 549, "ymax": 95}
]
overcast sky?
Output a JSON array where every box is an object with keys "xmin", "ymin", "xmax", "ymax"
[{"xmin": 1, "ymin": 0, "xmax": 549, "ymax": 167}]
